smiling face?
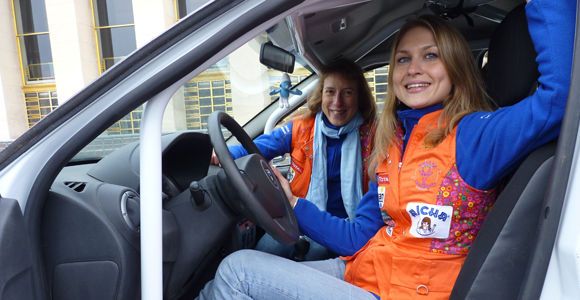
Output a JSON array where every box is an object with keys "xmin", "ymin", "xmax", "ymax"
[
  {"xmin": 392, "ymin": 26, "xmax": 452, "ymax": 109},
  {"xmin": 321, "ymin": 74, "xmax": 359, "ymax": 126}
]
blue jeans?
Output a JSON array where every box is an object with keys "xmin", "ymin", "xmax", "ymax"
[
  {"xmin": 196, "ymin": 249, "xmax": 377, "ymax": 299},
  {"xmin": 255, "ymin": 234, "xmax": 335, "ymax": 261}
]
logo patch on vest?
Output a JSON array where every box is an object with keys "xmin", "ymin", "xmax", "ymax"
[
  {"xmin": 406, "ymin": 202, "xmax": 452, "ymax": 239},
  {"xmin": 414, "ymin": 160, "xmax": 440, "ymax": 190},
  {"xmin": 377, "ymin": 174, "xmax": 389, "ymax": 184},
  {"xmin": 377, "ymin": 186, "xmax": 386, "ymax": 208},
  {"xmin": 291, "ymin": 161, "xmax": 303, "ymax": 174}
]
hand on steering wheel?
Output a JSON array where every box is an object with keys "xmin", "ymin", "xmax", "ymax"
[
  {"xmin": 208, "ymin": 111, "xmax": 300, "ymax": 245},
  {"xmin": 210, "ymin": 150, "xmax": 220, "ymax": 166},
  {"xmin": 270, "ymin": 166, "xmax": 298, "ymax": 208}
]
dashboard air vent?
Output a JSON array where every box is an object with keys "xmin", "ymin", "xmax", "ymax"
[{"xmin": 64, "ymin": 181, "xmax": 87, "ymax": 192}]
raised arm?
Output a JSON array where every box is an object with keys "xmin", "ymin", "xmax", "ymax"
[{"xmin": 456, "ymin": 0, "xmax": 575, "ymax": 190}]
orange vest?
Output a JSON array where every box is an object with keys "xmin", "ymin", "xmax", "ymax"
[
  {"xmin": 288, "ymin": 116, "xmax": 375, "ymax": 197},
  {"xmin": 343, "ymin": 110, "xmax": 496, "ymax": 299}
]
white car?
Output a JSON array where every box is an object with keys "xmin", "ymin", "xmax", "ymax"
[{"xmin": 0, "ymin": 0, "xmax": 578, "ymax": 299}]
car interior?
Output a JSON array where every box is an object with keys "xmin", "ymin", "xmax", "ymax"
[{"xmin": 1, "ymin": 0, "xmax": 575, "ymax": 299}]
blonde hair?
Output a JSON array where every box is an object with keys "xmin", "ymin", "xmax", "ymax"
[
  {"xmin": 299, "ymin": 59, "xmax": 376, "ymax": 124},
  {"xmin": 369, "ymin": 15, "xmax": 492, "ymax": 176}
]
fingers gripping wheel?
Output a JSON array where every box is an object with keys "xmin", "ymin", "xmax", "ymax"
[{"xmin": 208, "ymin": 111, "xmax": 300, "ymax": 245}]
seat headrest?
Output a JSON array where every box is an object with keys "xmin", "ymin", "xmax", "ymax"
[{"xmin": 484, "ymin": 4, "xmax": 539, "ymax": 108}]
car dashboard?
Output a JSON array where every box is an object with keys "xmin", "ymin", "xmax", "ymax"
[{"xmin": 43, "ymin": 132, "xmax": 240, "ymax": 299}]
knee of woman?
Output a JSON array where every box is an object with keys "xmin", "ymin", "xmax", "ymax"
[
  {"xmin": 223, "ymin": 249, "xmax": 256, "ymax": 265},
  {"xmin": 217, "ymin": 249, "xmax": 262, "ymax": 278}
]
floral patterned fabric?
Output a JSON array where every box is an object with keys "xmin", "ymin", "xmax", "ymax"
[{"xmin": 431, "ymin": 164, "xmax": 497, "ymax": 255}]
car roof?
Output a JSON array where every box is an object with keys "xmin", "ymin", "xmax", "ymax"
[{"xmin": 270, "ymin": 0, "xmax": 521, "ymax": 71}]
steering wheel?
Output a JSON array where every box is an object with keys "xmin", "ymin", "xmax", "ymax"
[{"xmin": 208, "ymin": 111, "xmax": 300, "ymax": 245}]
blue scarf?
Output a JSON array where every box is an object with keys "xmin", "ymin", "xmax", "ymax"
[{"xmin": 306, "ymin": 111, "xmax": 364, "ymax": 219}]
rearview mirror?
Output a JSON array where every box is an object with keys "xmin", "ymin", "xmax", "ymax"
[{"xmin": 259, "ymin": 43, "xmax": 295, "ymax": 73}]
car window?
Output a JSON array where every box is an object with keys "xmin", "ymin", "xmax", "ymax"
[{"xmin": 73, "ymin": 28, "xmax": 311, "ymax": 162}]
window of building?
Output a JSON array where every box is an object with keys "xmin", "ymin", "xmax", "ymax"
[
  {"xmin": 91, "ymin": 0, "xmax": 137, "ymax": 73},
  {"xmin": 181, "ymin": 61, "xmax": 233, "ymax": 130},
  {"xmin": 12, "ymin": 0, "xmax": 58, "ymax": 127},
  {"xmin": 23, "ymin": 86, "xmax": 58, "ymax": 127},
  {"xmin": 12, "ymin": 0, "xmax": 54, "ymax": 82},
  {"xmin": 91, "ymin": 0, "xmax": 139, "ymax": 134}
]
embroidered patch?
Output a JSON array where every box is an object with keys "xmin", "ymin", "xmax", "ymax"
[
  {"xmin": 377, "ymin": 174, "xmax": 389, "ymax": 184},
  {"xmin": 377, "ymin": 186, "xmax": 386, "ymax": 208},
  {"xmin": 383, "ymin": 214, "xmax": 395, "ymax": 236},
  {"xmin": 406, "ymin": 202, "xmax": 452, "ymax": 239},
  {"xmin": 414, "ymin": 160, "xmax": 440, "ymax": 190},
  {"xmin": 291, "ymin": 161, "xmax": 303, "ymax": 174}
]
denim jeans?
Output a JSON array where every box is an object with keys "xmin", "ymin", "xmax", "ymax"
[
  {"xmin": 196, "ymin": 249, "xmax": 377, "ymax": 300},
  {"xmin": 255, "ymin": 233, "xmax": 335, "ymax": 261}
]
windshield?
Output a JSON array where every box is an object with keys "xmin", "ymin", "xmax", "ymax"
[{"xmin": 72, "ymin": 22, "xmax": 312, "ymax": 162}]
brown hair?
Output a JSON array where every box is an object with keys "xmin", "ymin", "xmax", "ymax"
[
  {"xmin": 369, "ymin": 15, "xmax": 492, "ymax": 176},
  {"xmin": 299, "ymin": 59, "xmax": 376, "ymax": 124},
  {"xmin": 421, "ymin": 217, "xmax": 432, "ymax": 229}
]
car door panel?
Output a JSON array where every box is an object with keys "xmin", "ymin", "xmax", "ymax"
[{"xmin": 0, "ymin": 197, "xmax": 35, "ymax": 300}]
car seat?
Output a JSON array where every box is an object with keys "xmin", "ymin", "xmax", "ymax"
[{"xmin": 451, "ymin": 4, "xmax": 558, "ymax": 299}]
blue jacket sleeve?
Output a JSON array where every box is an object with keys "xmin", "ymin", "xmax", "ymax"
[
  {"xmin": 293, "ymin": 180, "xmax": 384, "ymax": 256},
  {"xmin": 228, "ymin": 122, "xmax": 293, "ymax": 160},
  {"xmin": 456, "ymin": 0, "xmax": 575, "ymax": 190}
]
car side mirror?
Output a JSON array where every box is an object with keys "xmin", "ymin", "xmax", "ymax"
[{"xmin": 259, "ymin": 42, "xmax": 295, "ymax": 73}]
